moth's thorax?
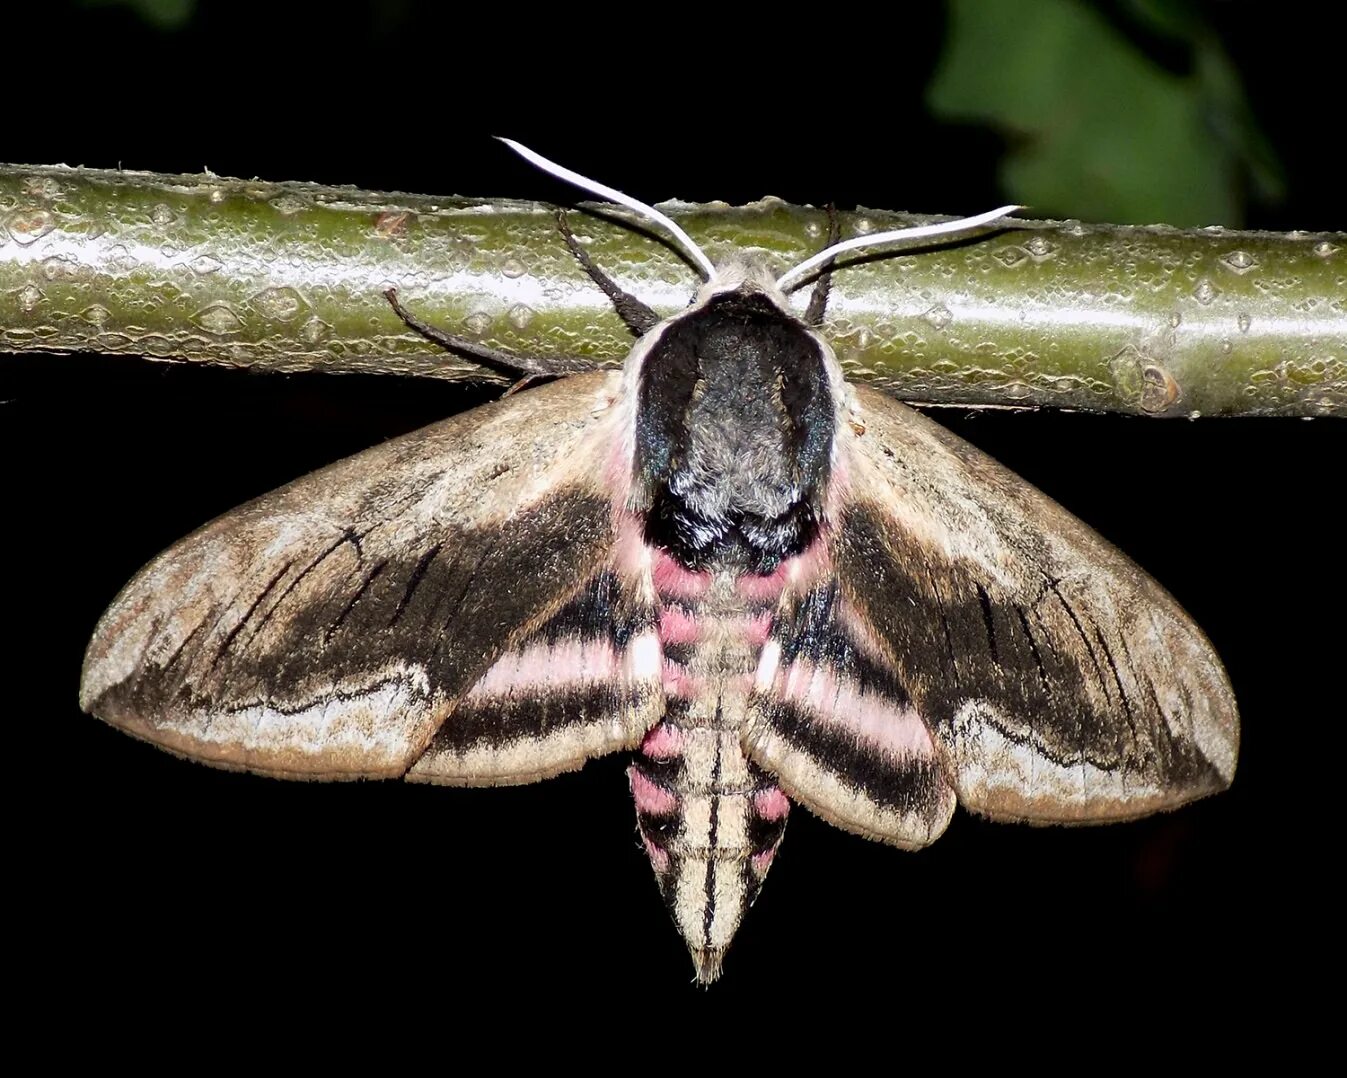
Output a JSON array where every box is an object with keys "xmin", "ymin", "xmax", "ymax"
[{"xmin": 630, "ymin": 281, "xmax": 836, "ymax": 574}]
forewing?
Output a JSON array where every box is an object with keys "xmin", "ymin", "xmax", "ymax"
[
  {"xmin": 81, "ymin": 372, "xmax": 660, "ymax": 782},
  {"xmin": 826, "ymin": 384, "xmax": 1238, "ymax": 826}
]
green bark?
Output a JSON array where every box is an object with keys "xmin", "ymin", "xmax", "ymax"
[{"xmin": 1, "ymin": 164, "xmax": 1342, "ymax": 417}]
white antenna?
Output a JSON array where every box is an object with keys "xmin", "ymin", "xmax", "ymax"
[
  {"xmin": 497, "ymin": 138, "xmax": 717, "ymax": 281},
  {"xmin": 775, "ymin": 205, "xmax": 1023, "ymax": 293}
]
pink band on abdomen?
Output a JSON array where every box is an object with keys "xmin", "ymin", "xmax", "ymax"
[
  {"xmin": 641, "ymin": 723, "xmax": 685, "ymax": 760},
  {"xmin": 629, "ymin": 765, "xmax": 678, "ymax": 815},
  {"xmin": 753, "ymin": 787, "xmax": 791, "ymax": 821}
]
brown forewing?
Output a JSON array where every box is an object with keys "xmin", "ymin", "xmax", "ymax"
[
  {"xmin": 80, "ymin": 372, "xmax": 635, "ymax": 781},
  {"xmin": 827, "ymin": 384, "xmax": 1238, "ymax": 826}
]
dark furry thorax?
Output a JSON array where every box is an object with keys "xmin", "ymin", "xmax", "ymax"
[{"xmin": 632, "ymin": 289, "xmax": 835, "ymax": 574}]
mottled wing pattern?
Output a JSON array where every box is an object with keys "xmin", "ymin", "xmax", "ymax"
[
  {"xmin": 81, "ymin": 372, "xmax": 660, "ymax": 782},
  {"xmin": 748, "ymin": 384, "xmax": 1238, "ymax": 839}
]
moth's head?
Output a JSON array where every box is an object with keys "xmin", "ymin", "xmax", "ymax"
[{"xmin": 688, "ymin": 252, "xmax": 791, "ymax": 313}]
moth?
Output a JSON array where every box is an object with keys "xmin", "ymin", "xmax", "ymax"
[{"xmin": 81, "ymin": 140, "xmax": 1239, "ymax": 983}]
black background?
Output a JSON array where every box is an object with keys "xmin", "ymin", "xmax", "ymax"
[{"xmin": 10, "ymin": 0, "xmax": 1341, "ymax": 1040}]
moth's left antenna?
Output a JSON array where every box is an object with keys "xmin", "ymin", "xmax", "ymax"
[{"xmin": 497, "ymin": 137, "xmax": 717, "ymax": 281}]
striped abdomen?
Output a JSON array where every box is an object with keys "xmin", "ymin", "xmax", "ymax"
[{"xmin": 628, "ymin": 554, "xmax": 790, "ymax": 983}]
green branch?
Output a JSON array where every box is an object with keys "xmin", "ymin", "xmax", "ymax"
[{"xmin": 2, "ymin": 164, "xmax": 1342, "ymax": 417}]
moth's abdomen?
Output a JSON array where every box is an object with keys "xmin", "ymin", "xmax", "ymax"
[
  {"xmin": 630, "ymin": 713, "xmax": 788, "ymax": 984},
  {"xmin": 629, "ymin": 555, "xmax": 791, "ymax": 983}
]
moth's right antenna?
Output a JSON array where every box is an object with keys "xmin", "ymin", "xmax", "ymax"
[
  {"xmin": 497, "ymin": 137, "xmax": 717, "ymax": 281},
  {"xmin": 776, "ymin": 205, "xmax": 1023, "ymax": 293}
]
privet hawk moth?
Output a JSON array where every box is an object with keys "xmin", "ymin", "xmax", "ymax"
[{"xmin": 80, "ymin": 141, "xmax": 1239, "ymax": 983}]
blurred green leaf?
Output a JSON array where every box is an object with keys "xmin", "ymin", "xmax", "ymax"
[
  {"xmin": 80, "ymin": 0, "xmax": 196, "ymax": 30},
  {"xmin": 929, "ymin": 0, "xmax": 1280, "ymax": 226}
]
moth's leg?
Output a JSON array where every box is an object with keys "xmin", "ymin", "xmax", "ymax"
[
  {"xmin": 556, "ymin": 208, "xmax": 661, "ymax": 337},
  {"xmin": 383, "ymin": 288, "xmax": 586, "ymax": 379},
  {"xmin": 502, "ymin": 372, "xmax": 564, "ymax": 397},
  {"xmin": 803, "ymin": 203, "xmax": 842, "ymax": 327}
]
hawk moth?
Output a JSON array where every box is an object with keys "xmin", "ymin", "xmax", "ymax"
[{"xmin": 80, "ymin": 141, "xmax": 1239, "ymax": 983}]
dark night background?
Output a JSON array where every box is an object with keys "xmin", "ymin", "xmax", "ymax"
[{"xmin": 9, "ymin": 0, "xmax": 1341, "ymax": 1039}]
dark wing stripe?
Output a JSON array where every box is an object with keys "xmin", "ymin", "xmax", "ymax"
[
  {"xmin": 1045, "ymin": 578, "xmax": 1109, "ymax": 694},
  {"xmin": 537, "ymin": 570, "xmax": 650, "ymax": 646},
  {"xmin": 326, "ymin": 559, "xmax": 387, "ymax": 641},
  {"xmin": 390, "ymin": 543, "xmax": 444, "ymax": 625},
  {"xmin": 214, "ymin": 561, "xmax": 293, "ymax": 662},
  {"xmin": 1015, "ymin": 606, "xmax": 1053, "ymax": 696},
  {"xmin": 1093, "ymin": 624, "xmax": 1135, "ymax": 722},
  {"xmin": 975, "ymin": 583, "xmax": 1000, "ymax": 666},
  {"xmin": 752, "ymin": 699, "xmax": 948, "ymax": 817},
  {"xmin": 433, "ymin": 685, "xmax": 651, "ymax": 750},
  {"xmin": 253, "ymin": 529, "xmax": 361, "ymax": 640},
  {"xmin": 160, "ymin": 619, "xmax": 205, "ymax": 675},
  {"xmin": 771, "ymin": 582, "xmax": 912, "ymax": 701}
]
